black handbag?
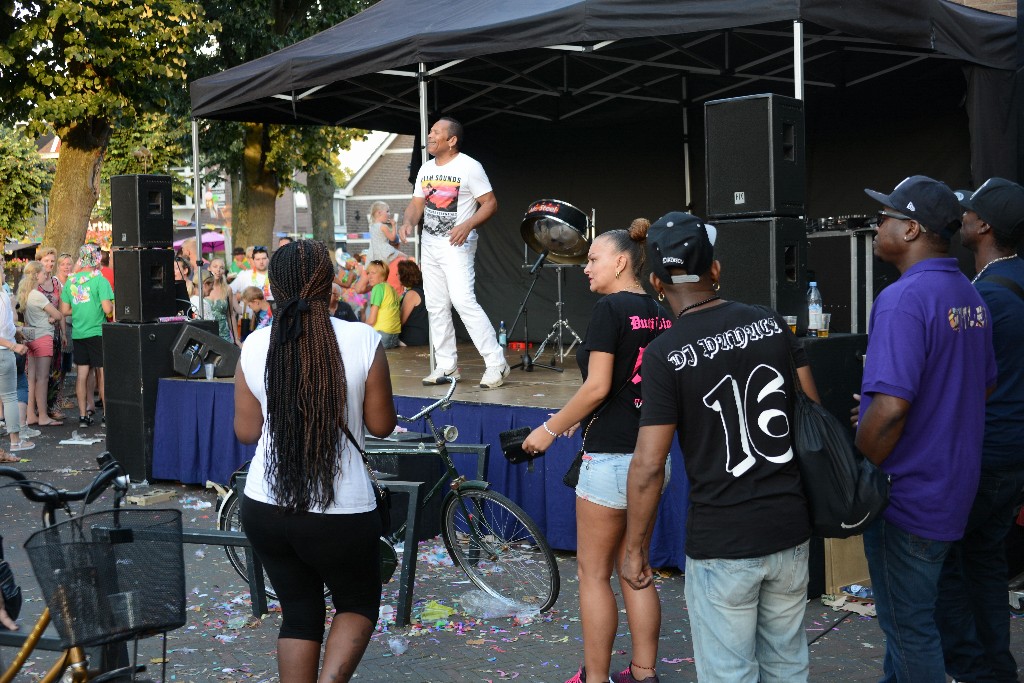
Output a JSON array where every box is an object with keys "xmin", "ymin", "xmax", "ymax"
[
  {"xmin": 789, "ymin": 356, "xmax": 890, "ymax": 538},
  {"xmin": 343, "ymin": 425, "xmax": 392, "ymax": 531},
  {"xmin": 499, "ymin": 426, "xmax": 536, "ymax": 465}
]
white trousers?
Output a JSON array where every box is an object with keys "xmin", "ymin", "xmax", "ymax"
[{"xmin": 420, "ymin": 233, "xmax": 504, "ymax": 370}]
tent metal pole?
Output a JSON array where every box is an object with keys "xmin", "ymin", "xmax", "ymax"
[
  {"xmin": 418, "ymin": 62, "xmax": 435, "ymax": 371},
  {"xmin": 682, "ymin": 76, "xmax": 691, "ymax": 209},
  {"xmin": 793, "ymin": 20, "xmax": 804, "ymax": 100},
  {"xmin": 191, "ymin": 119, "xmax": 204, "ymax": 319}
]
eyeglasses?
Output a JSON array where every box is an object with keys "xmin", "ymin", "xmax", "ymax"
[
  {"xmin": 252, "ymin": 246, "xmax": 268, "ymax": 255},
  {"xmin": 875, "ymin": 210, "xmax": 913, "ymax": 227}
]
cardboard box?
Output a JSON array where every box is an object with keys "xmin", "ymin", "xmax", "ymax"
[{"xmin": 823, "ymin": 535, "xmax": 870, "ymax": 596}]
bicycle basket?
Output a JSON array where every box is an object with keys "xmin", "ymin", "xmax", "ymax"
[{"xmin": 24, "ymin": 509, "xmax": 186, "ymax": 649}]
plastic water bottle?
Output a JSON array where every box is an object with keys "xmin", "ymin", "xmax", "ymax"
[
  {"xmin": 807, "ymin": 281, "xmax": 822, "ymax": 337},
  {"xmin": 498, "ymin": 320, "xmax": 507, "ymax": 347}
]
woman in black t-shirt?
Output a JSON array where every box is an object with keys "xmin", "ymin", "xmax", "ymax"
[
  {"xmin": 523, "ymin": 219, "xmax": 672, "ymax": 683},
  {"xmin": 397, "ymin": 260, "xmax": 428, "ymax": 347}
]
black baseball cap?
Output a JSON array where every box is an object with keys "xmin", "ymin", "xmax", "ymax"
[
  {"xmin": 647, "ymin": 212, "xmax": 717, "ymax": 284},
  {"xmin": 955, "ymin": 178, "xmax": 1024, "ymax": 241},
  {"xmin": 864, "ymin": 175, "xmax": 962, "ymax": 239}
]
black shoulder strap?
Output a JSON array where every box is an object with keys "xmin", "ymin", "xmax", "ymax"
[{"xmin": 978, "ymin": 274, "xmax": 1024, "ymax": 303}]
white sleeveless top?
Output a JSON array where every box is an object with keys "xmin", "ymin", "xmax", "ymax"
[{"xmin": 240, "ymin": 318, "xmax": 380, "ymax": 514}]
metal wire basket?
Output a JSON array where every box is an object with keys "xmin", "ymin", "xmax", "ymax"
[{"xmin": 24, "ymin": 509, "xmax": 186, "ymax": 649}]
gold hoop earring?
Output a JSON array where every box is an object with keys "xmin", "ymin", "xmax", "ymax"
[
  {"xmin": 712, "ymin": 281, "xmax": 721, "ymax": 292},
  {"xmin": 657, "ymin": 291, "xmax": 665, "ymax": 302},
  {"xmin": 615, "ymin": 270, "xmax": 621, "ymax": 279}
]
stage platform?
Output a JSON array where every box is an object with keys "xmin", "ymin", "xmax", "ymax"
[{"xmin": 387, "ymin": 342, "xmax": 582, "ymax": 409}]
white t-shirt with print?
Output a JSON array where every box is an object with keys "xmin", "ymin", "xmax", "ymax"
[{"xmin": 413, "ymin": 152, "xmax": 492, "ymax": 238}]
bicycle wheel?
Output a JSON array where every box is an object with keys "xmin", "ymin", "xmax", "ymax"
[
  {"xmin": 218, "ymin": 493, "xmax": 280, "ymax": 600},
  {"xmin": 441, "ymin": 489, "xmax": 560, "ymax": 613}
]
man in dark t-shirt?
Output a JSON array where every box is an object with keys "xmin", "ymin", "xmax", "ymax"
[{"xmin": 622, "ymin": 212, "xmax": 817, "ymax": 683}]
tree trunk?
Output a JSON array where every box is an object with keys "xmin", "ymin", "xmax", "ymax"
[
  {"xmin": 43, "ymin": 117, "xmax": 111, "ymax": 256},
  {"xmin": 307, "ymin": 167, "xmax": 336, "ymax": 252},
  {"xmin": 234, "ymin": 122, "xmax": 278, "ymax": 250}
]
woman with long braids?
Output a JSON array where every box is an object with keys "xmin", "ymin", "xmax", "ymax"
[{"xmin": 234, "ymin": 240, "xmax": 396, "ymax": 683}]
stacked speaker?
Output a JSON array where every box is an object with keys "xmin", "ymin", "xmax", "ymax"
[
  {"xmin": 110, "ymin": 174, "xmax": 178, "ymax": 321},
  {"xmin": 705, "ymin": 94, "xmax": 809, "ymax": 331},
  {"xmin": 105, "ymin": 175, "xmax": 184, "ymax": 481}
]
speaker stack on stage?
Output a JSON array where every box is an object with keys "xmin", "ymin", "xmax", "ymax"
[
  {"xmin": 105, "ymin": 174, "xmax": 194, "ymax": 480},
  {"xmin": 705, "ymin": 93, "xmax": 809, "ymax": 331}
]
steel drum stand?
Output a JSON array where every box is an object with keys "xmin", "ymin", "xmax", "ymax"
[
  {"xmin": 508, "ymin": 253, "xmax": 561, "ymax": 373},
  {"xmin": 531, "ymin": 264, "xmax": 582, "ymax": 365}
]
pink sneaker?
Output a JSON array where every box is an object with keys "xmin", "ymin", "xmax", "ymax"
[
  {"xmin": 565, "ymin": 667, "xmax": 587, "ymax": 683},
  {"xmin": 611, "ymin": 665, "xmax": 660, "ymax": 683}
]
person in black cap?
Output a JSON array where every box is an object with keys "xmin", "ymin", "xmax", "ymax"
[
  {"xmin": 622, "ymin": 211, "xmax": 818, "ymax": 683},
  {"xmin": 854, "ymin": 175, "xmax": 996, "ymax": 683},
  {"xmin": 935, "ymin": 178, "xmax": 1024, "ymax": 683}
]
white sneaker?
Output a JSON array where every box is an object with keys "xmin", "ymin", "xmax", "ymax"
[
  {"xmin": 479, "ymin": 363, "xmax": 511, "ymax": 389},
  {"xmin": 19, "ymin": 426, "xmax": 41, "ymax": 438},
  {"xmin": 422, "ymin": 366, "xmax": 460, "ymax": 386}
]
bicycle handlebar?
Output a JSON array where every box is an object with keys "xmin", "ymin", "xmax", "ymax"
[
  {"xmin": 396, "ymin": 376, "xmax": 457, "ymax": 422},
  {"xmin": 0, "ymin": 452, "xmax": 127, "ymax": 508}
]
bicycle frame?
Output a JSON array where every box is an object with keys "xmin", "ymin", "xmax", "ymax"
[
  {"xmin": 0, "ymin": 455, "xmax": 145, "ymax": 683},
  {"xmin": 390, "ymin": 380, "xmax": 504, "ymax": 560}
]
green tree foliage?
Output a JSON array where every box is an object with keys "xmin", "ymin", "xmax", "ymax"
[
  {"xmin": 0, "ymin": 126, "xmax": 54, "ymax": 242},
  {"xmin": 0, "ymin": 0, "xmax": 217, "ymax": 255},
  {"xmin": 188, "ymin": 0, "xmax": 372, "ymax": 249}
]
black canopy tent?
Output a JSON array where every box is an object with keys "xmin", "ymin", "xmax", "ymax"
[{"xmin": 189, "ymin": 0, "xmax": 1017, "ymax": 339}]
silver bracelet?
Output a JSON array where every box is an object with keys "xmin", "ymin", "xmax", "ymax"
[{"xmin": 541, "ymin": 421, "xmax": 558, "ymax": 438}]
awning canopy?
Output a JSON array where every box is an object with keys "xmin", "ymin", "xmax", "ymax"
[{"xmin": 190, "ymin": 0, "xmax": 1015, "ymax": 133}]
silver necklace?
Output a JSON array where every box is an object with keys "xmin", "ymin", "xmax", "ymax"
[{"xmin": 971, "ymin": 255, "xmax": 1018, "ymax": 284}]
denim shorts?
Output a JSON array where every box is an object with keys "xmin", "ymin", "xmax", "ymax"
[{"xmin": 576, "ymin": 451, "xmax": 671, "ymax": 510}]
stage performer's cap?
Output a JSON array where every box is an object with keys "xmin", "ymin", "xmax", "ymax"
[
  {"xmin": 648, "ymin": 212, "xmax": 717, "ymax": 284},
  {"xmin": 956, "ymin": 178, "xmax": 1024, "ymax": 241},
  {"xmin": 864, "ymin": 175, "xmax": 961, "ymax": 240}
]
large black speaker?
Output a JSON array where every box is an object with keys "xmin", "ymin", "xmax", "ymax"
[
  {"xmin": 705, "ymin": 94, "xmax": 805, "ymax": 218},
  {"xmin": 170, "ymin": 324, "xmax": 239, "ymax": 378},
  {"xmin": 103, "ymin": 320, "xmax": 217, "ymax": 481},
  {"xmin": 714, "ymin": 217, "xmax": 808, "ymax": 327},
  {"xmin": 112, "ymin": 249, "xmax": 178, "ymax": 323},
  {"xmin": 110, "ymin": 175, "xmax": 173, "ymax": 248}
]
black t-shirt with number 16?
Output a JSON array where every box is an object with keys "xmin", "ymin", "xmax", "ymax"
[{"xmin": 640, "ymin": 300, "xmax": 811, "ymax": 560}]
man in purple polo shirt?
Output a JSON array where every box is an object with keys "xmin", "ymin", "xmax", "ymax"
[{"xmin": 855, "ymin": 175, "xmax": 996, "ymax": 683}]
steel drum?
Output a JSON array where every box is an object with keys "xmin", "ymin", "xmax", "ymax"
[{"xmin": 520, "ymin": 199, "xmax": 590, "ymax": 265}]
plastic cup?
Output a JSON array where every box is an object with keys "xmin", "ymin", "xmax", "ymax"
[
  {"xmin": 204, "ymin": 363, "xmax": 215, "ymax": 380},
  {"xmin": 784, "ymin": 316, "xmax": 797, "ymax": 334},
  {"xmin": 819, "ymin": 313, "xmax": 831, "ymax": 338}
]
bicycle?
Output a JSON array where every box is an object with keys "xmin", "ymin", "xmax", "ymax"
[
  {"xmin": 220, "ymin": 377, "xmax": 561, "ymax": 612},
  {"xmin": 0, "ymin": 452, "xmax": 184, "ymax": 683}
]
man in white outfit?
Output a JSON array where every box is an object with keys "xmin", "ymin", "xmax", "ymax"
[{"xmin": 401, "ymin": 117, "xmax": 509, "ymax": 388}]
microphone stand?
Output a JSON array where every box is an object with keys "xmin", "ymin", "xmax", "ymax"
[{"xmin": 508, "ymin": 250, "xmax": 561, "ymax": 373}]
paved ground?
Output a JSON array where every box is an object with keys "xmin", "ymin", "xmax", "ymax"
[{"xmin": 1, "ymin": 418, "xmax": 1022, "ymax": 682}]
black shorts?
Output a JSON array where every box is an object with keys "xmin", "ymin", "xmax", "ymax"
[
  {"xmin": 72, "ymin": 336, "xmax": 103, "ymax": 368},
  {"xmin": 240, "ymin": 495, "xmax": 382, "ymax": 642}
]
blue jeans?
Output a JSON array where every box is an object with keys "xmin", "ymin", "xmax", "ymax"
[
  {"xmin": 0, "ymin": 351, "xmax": 17, "ymax": 435},
  {"xmin": 936, "ymin": 467, "xmax": 1024, "ymax": 683},
  {"xmin": 863, "ymin": 517, "xmax": 952, "ymax": 682},
  {"xmin": 684, "ymin": 541, "xmax": 809, "ymax": 683}
]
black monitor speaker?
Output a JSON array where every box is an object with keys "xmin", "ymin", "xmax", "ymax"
[
  {"xmin": 103, "ymin": 320, "xmax": 217, "ymax": 481},
  {"xmin": 705, "ymin": 94, "xmax": 805, "ymax": 218},
  {"xmin": 110, "ymin": 175, "xmax": 173, "ymax": 248},
  {"xmin": 112, "ymin": 249, "xmax": 178, "ymax": 323},
  {"xmin": 713, "ymin": 217, "xmax": 808, "ymax": 326},
  {"xmin": 171, "ymin": 324, "xmax": 239, "ymax": 379}
]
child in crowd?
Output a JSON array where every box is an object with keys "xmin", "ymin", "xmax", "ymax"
[
  {"xmin": 241, "ymin": 286, "xmax": 273, "ymax": 331},
  {"xmin": 364, "ymin": 260, "xmax": 400, "ymax": 348}
]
